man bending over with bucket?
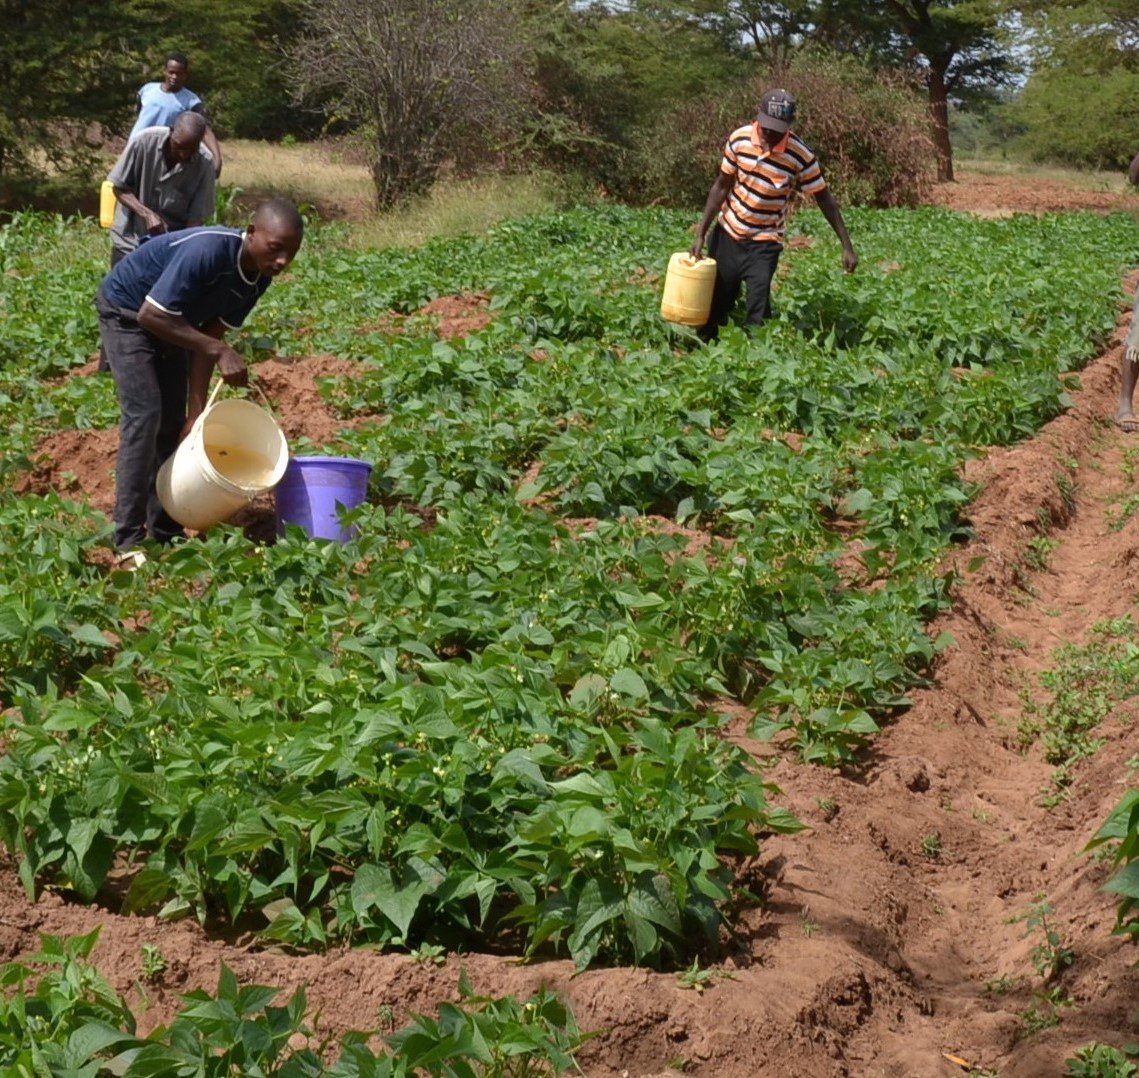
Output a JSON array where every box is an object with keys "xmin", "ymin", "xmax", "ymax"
[{"xmin": 95, "ymin": 199, "xmax": 304, "ymax": 569}]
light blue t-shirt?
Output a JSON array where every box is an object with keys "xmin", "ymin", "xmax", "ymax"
[{"xmin": 129, "ymin": 82, "xmax": 203, "ymax": 140}]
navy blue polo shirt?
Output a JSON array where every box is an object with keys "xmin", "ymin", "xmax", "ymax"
[{"xmin": 99, "ymin": 226, "xmax": 270, "ymax": 330}]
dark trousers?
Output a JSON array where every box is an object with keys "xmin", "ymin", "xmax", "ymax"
[
  {"xmin": 95, "ymin": 293, "xmax": 189, "ymax": 550},
  {"xmin": 697, "ymin": 225, "xmax": 782, "ymax": 342},
  {"xmin": 98, "ymin": 247, "xmax": 129, "ymax": 373}
]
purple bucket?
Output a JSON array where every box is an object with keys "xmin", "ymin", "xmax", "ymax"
[{"xmin": 274, "ymin": 456, "xmax": 372, "ymax": 542}]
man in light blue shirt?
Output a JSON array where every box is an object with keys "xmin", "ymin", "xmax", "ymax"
[{"xmin": 129, "ymin": 51, "xmax": 222, "ymax": 177}]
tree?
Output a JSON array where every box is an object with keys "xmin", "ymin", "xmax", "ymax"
[
  {"xmin": 117, "ymin": 0, "xmax": 309, "ymax": 140},
  {"xmin": 522, "ymin": 0, "xmax": 746, "ymax": 193},
  {"xmin": 1012, "ymin": 0, "xmax": 1139, "ymax": 169},
  {"xmin": 289, "ymin": 0, "xmax": 533, "ymax": 208},
  {"xmin": 0, "ymin": 0, "xmax": 135, "ymax": 191},
  {"xmin": 813, "ymin": 1, "xmax": 1017, "ymax": 182}
]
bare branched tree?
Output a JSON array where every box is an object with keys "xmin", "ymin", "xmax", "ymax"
[{"xmin": 289, "ymin": 0, "xmax": 532, "ymax": 207}]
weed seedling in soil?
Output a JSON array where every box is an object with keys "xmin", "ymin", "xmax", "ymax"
[
  {"xmin": 800, "ymin": 906, "xmax": 820, "ymax": 938},
  {"xmin": 816, "ymin": 796, "xmax": 839, "ymax": 822},
  {"xmin": 1015, "ymin": 898, "xmax": 1075, "ymax": 984},
  {"xmin": 1020, "ymin": 985, "xmax": 1073, "ymax": 1035},
  {"xmin": 921, "ymin": 831, "xmax": 943, "ymax": 860},
  {"xmin": 139, "ymin": 942, "xmax": 166, "ymax": 983},
  {"xmin": 676, "ymin": 959, "xmax": 735, "ymax": 994},
  {"xmin": 1024, "ymin": 536, "xmax": 1059, "ymax": 572},
  {"xmin": 1105, "ymin": 492, "xmax": 1139, "ymax": 532},
  {"xmin": 1065, "ymin": 1042, "xmax": 1139, "ymax": 1077},
  {"xmin": 984, "ymin": 974, "xmax": 1018, "ymax": 995},
  {"xmin": 1121, "ymin": 445, "xmax": 1139, "ymax": 486}
]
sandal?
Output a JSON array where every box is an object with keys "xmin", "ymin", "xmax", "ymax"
[{"xmin": 115, "ymin": 549, "xmax": 147, "ymax": 571}]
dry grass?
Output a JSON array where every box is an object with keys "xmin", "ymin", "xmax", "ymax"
[
  {"xmin": 222, "ymin": 139, "xmax": 374, "ymax": 216},
  {"xmin": 220, "ymin": 140, "xmax": 575, "ymax": 247},
  {"xmin": 347, "ymin": 172, "xmax": 572, "ymax": 249},
  {"xmin": 953, "ymin": 154, "xmax": 1132, "ymax": 195}
]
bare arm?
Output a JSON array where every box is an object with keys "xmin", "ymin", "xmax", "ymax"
[
  {"xmin": 113, "ymin": 186, "xmax": 167, "ymax": 233},
  {"xmin": 690, "ymin": 172, "xmax": 733, "ymax": 258},
  {"xmin": 815, "ymin": 187, "xmax": 857, "ymax": 273},
  {"xmin": 136, "ymin": 306, "xmax": 248, "ymax": 424},
  {"xmin": 202, "ymin": 126, "xmax": 222, "ymax": 178}
]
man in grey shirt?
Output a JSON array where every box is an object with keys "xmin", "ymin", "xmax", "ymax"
[
  {"xmin": 99, "ymin": 112, "xmax": 216, "ymax": 371},
  {"xmin": 107, "ymin": 111, "xmax": 216, "ymax": 268}
]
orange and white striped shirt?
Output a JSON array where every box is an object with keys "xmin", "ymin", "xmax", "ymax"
[{"xmin": 718, "ymin": 124, "xmax": 827, "ymax": 244}]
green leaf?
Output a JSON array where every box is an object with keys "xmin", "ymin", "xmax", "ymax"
[
  {"xmin": 609, "ymin": 668, "xmax": 648, "ymax": 702},
  {"xmin": 69, "ymin": 623, "xmax": 112, "ymax": 648}
]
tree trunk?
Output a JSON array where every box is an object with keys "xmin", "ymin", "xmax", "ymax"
[{"xmin": 928, "ymin": 63, "xmax": 953, "ymax": 183}]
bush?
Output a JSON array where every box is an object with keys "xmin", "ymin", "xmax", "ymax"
[
  {"xmin": 1012, "ymin": 67, "xmax": 1139, "ymax": 171},
  {"xmin": 625, "ymin": 51, "xmax": 934, "ymax": 210}
]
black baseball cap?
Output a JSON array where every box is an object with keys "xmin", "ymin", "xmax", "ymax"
[{"xmin": 758, "ymin": 88, "xmax": 796, "ymax": 133}]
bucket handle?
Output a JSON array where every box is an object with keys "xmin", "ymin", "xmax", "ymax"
[
  {"xmin": 202, "ymin": 376, "xmax": 277, "ymax": 414},
  {"xmin": 205, "ymin": 378, "xmax": 225, "ymax": 411},
  {"xmin": 185, "ymin": 378, "xmax": 225, "ymax": 438}
]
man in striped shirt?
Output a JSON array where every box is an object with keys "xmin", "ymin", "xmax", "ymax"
[{"xmin": 689, "ymin": 88, "xmax": 857, "ymax": 342}]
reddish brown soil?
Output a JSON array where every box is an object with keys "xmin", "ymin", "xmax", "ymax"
[
  {"xmin": 14, "ymin": 353, "xmax": 382, "ymax": 519},
  {"xmin": 9, "ymin": 196, "xmax": 1139, "ymax": 1075},
  {"xmin": 357, "ymin": 291, "xmax": 492, "ymax": 340},
  {"xmin": 930, "ymin": 169, "xmax": 1139, "ymax": 217}
]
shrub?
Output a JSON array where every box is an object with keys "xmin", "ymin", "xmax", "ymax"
[{"xmin": 626, "ymin": 50, "xmax": 934, "ymax": 210}]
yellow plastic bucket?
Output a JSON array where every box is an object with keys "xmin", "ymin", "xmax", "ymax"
[
  {"xmin": 157, "ymin": 394, "xmax": 289, "ymax": 531},
  {"xmin": 660, "ymin": 253, "xmax": 717, "ymax": 326},
  {"xmin": 99, "ymin": 180, "xmax": 116, "ymax": 229}
]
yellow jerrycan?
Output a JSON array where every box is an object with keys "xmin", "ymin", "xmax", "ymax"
[
  {"xmin": 660, "ymin": 252, "xmax": 717, "ymax": 326},
  {"xmin": 99, "ymin": 180, "xmax": 116, "ymax": 228}
]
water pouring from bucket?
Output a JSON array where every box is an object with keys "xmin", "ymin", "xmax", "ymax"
[{"xmin": 157, "ymin": 379, "xmax": 290, "ymax": 531}]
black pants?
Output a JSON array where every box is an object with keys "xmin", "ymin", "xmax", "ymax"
[
  {"xmin": 97, "ymin": 247, "xmax": 129, "ymax": 373},
  {"xmin": 697, "ymin": 225, "xmax": 782, "ymax": 342},
  {"xmin": 95, "ymin": 293, "xmax": 188, "ymax": 551}
]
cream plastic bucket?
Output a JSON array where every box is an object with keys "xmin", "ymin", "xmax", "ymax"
[
  {"xmin": 99, "ymin": 180, "xmax": 116, "ymax": 229},
  {"xmin": 660, "ymin": 253, "xmax": 717, "ymax": 326},
  {"xmin": 157, "ymin": 396, "xmax": 289, "ymax": 531}
]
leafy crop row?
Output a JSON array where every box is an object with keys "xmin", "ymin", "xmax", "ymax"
[
  {"xmin": 1, "ymin": 203, "xmax": 1135, "ymax": 971},
  {"xmin": 0, "ymin": 929, "xmax": 584, "ymax": 1076}
]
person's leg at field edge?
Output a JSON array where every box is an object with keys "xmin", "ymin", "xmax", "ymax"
[
  {"xmin": 697, "ymin": 225, "xmax": 744, "ymax": 343},
  {"xmin": 1115, "ymin": 288, "xmax": 1139, "ymax": 432}
]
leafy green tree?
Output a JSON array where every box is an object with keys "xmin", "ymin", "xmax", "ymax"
[
  {"xmin": 523, "ymin": 0, "xmax": 747, "ymax": 192},
  {"xmin": 812, "ymin": 1, "xmax": 1018, "ymax": 182},
  {"xmin": 114, "ymin": 0, "xmax": 308, "ymax": 140},
  {"xmin": 0, "ymin": 0, "xmax": 135, "ymax": 193},
  {"xmin": 1013, "ymin": 0, "xmax": 1139, "ymax": 169}
]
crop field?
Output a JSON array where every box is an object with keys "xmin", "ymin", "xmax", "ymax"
[{"xmin": 2, "ymin": 202, "xmax": 1139, "ymax": 1073}]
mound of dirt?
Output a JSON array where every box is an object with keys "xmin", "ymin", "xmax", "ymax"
[
  {"xmin": 356, "ymin": 292, "xmax": 492, "ymax": 340},
  {"xmin": 15, "ymin": 353, "xmax": 381, "ymax": 519}
]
